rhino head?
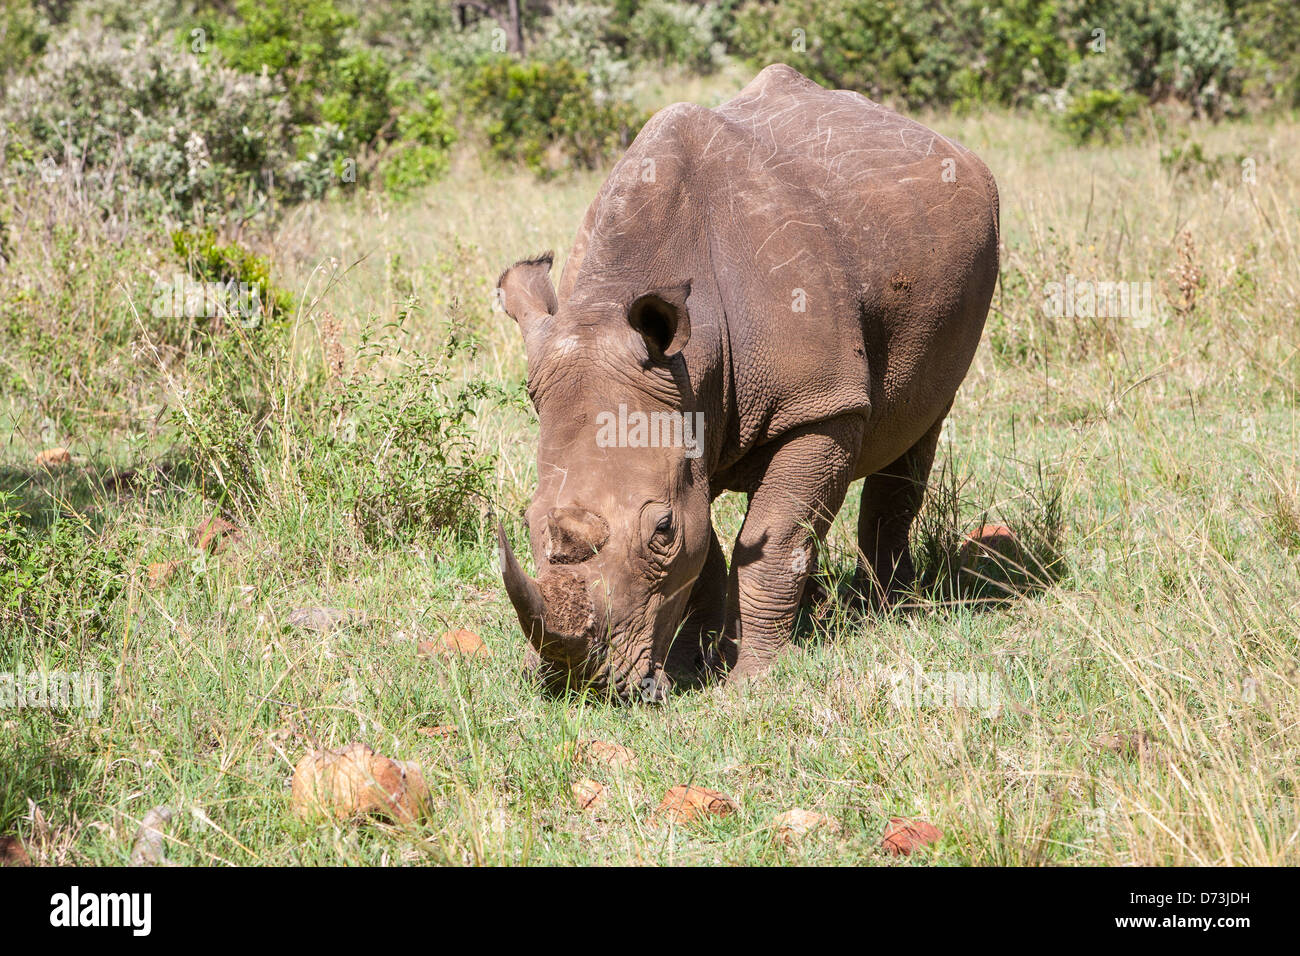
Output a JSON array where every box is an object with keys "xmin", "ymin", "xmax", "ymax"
[{"xmin": 495, "ymin": 253, "xmax": 713, "ymax": 700}]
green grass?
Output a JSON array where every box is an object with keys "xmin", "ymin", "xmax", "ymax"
[{"xmin": 2, "ymin": 76, "xmax": 1298, "ymax": 865}]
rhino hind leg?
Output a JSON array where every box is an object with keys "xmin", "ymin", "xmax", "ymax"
[{"xmin": 853, "ymin": 411, "xmax": 948, "ymax": 609}]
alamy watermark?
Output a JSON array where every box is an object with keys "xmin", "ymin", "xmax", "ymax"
[
  {"xmin": 875, "ymin": 663, "xmax": 1002, "ymax": 717},
  {"xmin": 151, "ymin": 273, "xmax": 264, "ymax": 326},
  {"xmin": 594, "ymin": 404, "xmax": 705, "ymax": 459},
  {"xmin": 1042, "ymin": 275, "xmax": 1157, "ymax": 326},
  {"xmin": 1, "ymin": 667, "xmax": 103, "ymax": 718}
]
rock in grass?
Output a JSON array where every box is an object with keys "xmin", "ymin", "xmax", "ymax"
[
  {"xmin": 773, "ymin": 808, "xmax": 841, "ymax": 845},
  {"xmin": 0, "ymin": 835, "xmax": 31, "ymax": 866},
  {"xmin": 654, "ymin": 785, "xmax": 736, "ymax": 825},
  {"xmin": 416, "ymin": 725, "xmax": 457, "ymax": 740},
  {"xmin": 34, "ymin": 447, "xmax": 72, "ymax": 468},
  {"xmin": 147, "ymin": 560, "xmax": 180, "ymax": 589},
  {"xmin": 290, "ymin": 743, "xmax": 428, "ymax": 824},
  {"xmin": 1090, "ymin": 730, "xmax": 1168, "ymax": 765},
  {"xmin": 565, "ymin": 739, "xmax": 636, "ymax": 771},
  {"xmin": 881, "ymin": 817, "xmax": 943, "ymax": 856},
  {"xmin": 130, "ymin": 806, "xmax": 175, "ymax": 866},
  {"xmin": 571, "ymin": 778, "xmax": 607, "ymax": 812},
  {"xmin": 287, "ymin": 606, "xmax": 361, "ymax": 632},
  {"xmin": 194, "ymin": 516, "xmax": 241, "ymax": 554},
  {"xmin": 417, "ymin": 629, "xmax": 490, "ymax": 660},
  {"xmin": 958, "ymin": 523, "xmax": 1029, "ymax": 588}
]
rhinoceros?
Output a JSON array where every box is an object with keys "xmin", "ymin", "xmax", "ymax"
[{"xmin": 496, "ymin": 64, "xmax": 999, "ymax": 699}]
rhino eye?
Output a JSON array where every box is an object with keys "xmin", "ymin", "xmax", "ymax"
[{"xmin": 654, "ymin": 514, "xmax": 673, "ymax": 538}]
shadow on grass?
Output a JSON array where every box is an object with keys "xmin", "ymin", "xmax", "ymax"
[
  {"xmin": 793, "ymin": 457, "xmax": 1069, "ymax": 647},
  {"xmin": 0, "ymin": 714, "xmax": 100, "ymax": 839},
  {"xmin": 0, "ymin": 458, "xmax": 191, "ymax": 533}
]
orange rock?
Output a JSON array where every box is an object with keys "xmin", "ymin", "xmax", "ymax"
[
  {"xmin": 416, "ymin": 725, "xmax": 457, "ymax": 739},
  {"xmin": 290, "ymin": 743, "xmax": 428, "ymax": 823},
  {"xmin": 34, "ymin": 447, "xmax": 71, "ymax": 468},
  {"xmin": 571, "ymin": 778, "xmax": 607, "ymax": 812},
  {"xmin": 1090, "ymin": 730, "xmax": 1167, "ymax": 764},
  {"xmin": 959, "ymin": 523, "xmax": 1020, "ymax": 565},
  {"xmin": 655, "ymin": 785, "xmax": 736, "ymax": 825},
  {"xmin": 147, "ymin": 560, "xmax": 180, "ymax": 589},
  {"xmin": 439, "ymin": 628, "xmax": 489, "ymax": 657},
  {"xmin": 773, "ymin": 808, "xmax": 841, "ymax": 845},
  {"xmin": 195, "ymin": 516, "xmax": 240, "ymax": 554},
  {"xmin": 881, "ymin": 817, "xmax": 943, "ymax": 855},
  {"xmin": 573, "ymin": 739, "xmax": 636, "ymax": 771},
  {"xmin": 0, "ymin": 835, "xmax": 31, "ymax": 866}
]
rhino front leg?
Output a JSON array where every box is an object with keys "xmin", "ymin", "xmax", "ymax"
[
  {"xmin": 664, "ymin": 524, "xmax": 728, "ymax": 686},
  {"xmin": 725, "ymin": 416, "xmax": 864, "ymax": 681}
]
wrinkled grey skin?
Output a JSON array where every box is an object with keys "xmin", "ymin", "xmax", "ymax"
[{"xmin": 497, "ymin": 65, "xmax": 1000, "ymax": 700}]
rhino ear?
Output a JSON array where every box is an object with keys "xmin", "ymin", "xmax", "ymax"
[
  {"xmin": 497, "ymin": 252, "xmax": 558, "ymax": 330},
  {"xmin": 628, "ymin": 281, "xmax": 691, "ymax": 360}
]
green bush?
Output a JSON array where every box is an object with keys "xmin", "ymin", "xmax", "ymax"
[
  {"xmin": 464, "ymin": 57, "xmax": 645, "ymax": 177},
  {"xmin": 309, "ymin": 315, "xmax": 498, "ymax": 546},
  {"xmin": 731, "ymin": 0, "xmax": 932, "ymax": 105},
  {"xmin": 1059, "ymin": 88, "xmax": 1144, "ymax": 143},
  {"xmin": 213, "ymin": 0, "xmax": 353, "ymax": 120},
  {"xmin": 627, "ymin": 0, "xmax": 723, "ymax": 73},
  {"xmin": 172, "ymin": 322, "xmax": 292, "ymax": 510},
  {"xmin": 1236, "ymin": 0, "xmax": 1300, "ymax": 107},
  {"xmin": 170, "ymin": 228, "xmax": 296, "ymax": 326},
  {"xmin": 0, "ymin": 27, "xmax": 300, "ymax": 223},
  {"xmin": 728, "ymin": 0, "xmax": 1254, "ymax": 115},
  {"xmin": 1057, "ymin": 0, "xmax": 1243, "ymax": 117},
  {"xmin": 534, "ymin": 3, "xmax": 633, "ymax": 96},
  {"xmin": 0, "ymin": 493, "xmax": 129, "ymax": 638},
  {"xmin": 378, "ymin": 91, "xmax": 458, "ymax": 196},
  {"xmin": 0, "ymin": 0, "xmax": 51, "ymax": 81},
  {"xmin": 320, "ymin": 49, "xmax": 395, "ymax": 150}
]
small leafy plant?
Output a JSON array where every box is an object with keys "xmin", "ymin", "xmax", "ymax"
[{"xmin": 311, "ymin": 308, "xmax": 499, "ymax": 546}]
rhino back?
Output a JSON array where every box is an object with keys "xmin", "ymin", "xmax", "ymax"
[
  {"xmin": 562, "ymin": 65, "xmax": 998, "ymax": 474},
  {"xmin": 710, "ymin": 64, "xmax": 1000, "ymax": 470}
]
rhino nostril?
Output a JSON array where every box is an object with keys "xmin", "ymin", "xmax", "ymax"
[{"xmin": 544, "ymin": 506, "xmax": 610, "ymax": 564}]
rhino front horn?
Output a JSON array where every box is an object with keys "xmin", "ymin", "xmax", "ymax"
[
  {"xmin": 498, "ymin": 522, "xmax": 594, "ymax": 665},
  {"xmin": 498, "ymin": 522, "xmax": 547, "ymax": 648}
]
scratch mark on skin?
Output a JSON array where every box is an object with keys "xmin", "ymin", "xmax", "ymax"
[
  {"xmin": 768, "ymin": 251, "xmax": 803, "ymax": 274},
  {"xmin": 699, "ymin": 124, "xmax": 725, "ymax": 158},
  {"xmin": 755, "ymin": 220, "xmax": 821, "ymax": 258}
]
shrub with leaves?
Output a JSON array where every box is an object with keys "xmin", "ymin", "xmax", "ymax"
[
  {"xmin": 464, "ymin": 57, "xmax": 645, "ymax": 177},
  {"xmin": 1060, "ymin": 88, "xmax": 1144, "ymax": 144},
  {"xmin": 731, "ymin": 0, "xmax": 966, "ymax": 108},
  {"xmin": 534, "ymin": 3, "xmax": 633, "ymax": 97},
  {"xmin": 172, "ymin": 322, "xmax": 293, "ymax": 511},
  {"xmin": 171, "ymin": 228, "xmax": 296, "ymax": 326},
  {"xmin": 0, "ymin": 26, "xmax": 299, "ymax": 223},
  {"xmin": 378, "ymin": 91, "xmax": 458, "ymax": 197},
  {"xmin": 311, "ymin": 312, "xmax": 498, "ymax": 546},
  {"xmin": 0, "ymin": 493, "xmax": 130, "ymax": 638},
  {"xmin": 319, "ymin": 49, "xmax": 395, "ymax": 150},
  {"xmin": 211, "ymin": 0, "xmax": 354, "ymax": 121},
  {"xmin": 627, "ymin": 0, "xmax": 724, "ymax": 73}
]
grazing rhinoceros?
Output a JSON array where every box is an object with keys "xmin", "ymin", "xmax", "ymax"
[{"xmin": 496, "ymin": 64, "xmax": 999, "ymax": 699}]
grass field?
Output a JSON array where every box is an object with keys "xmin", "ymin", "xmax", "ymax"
[{"xmin": 2, "ymin": 67, "xmax": 1298, "ymax": 865}]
